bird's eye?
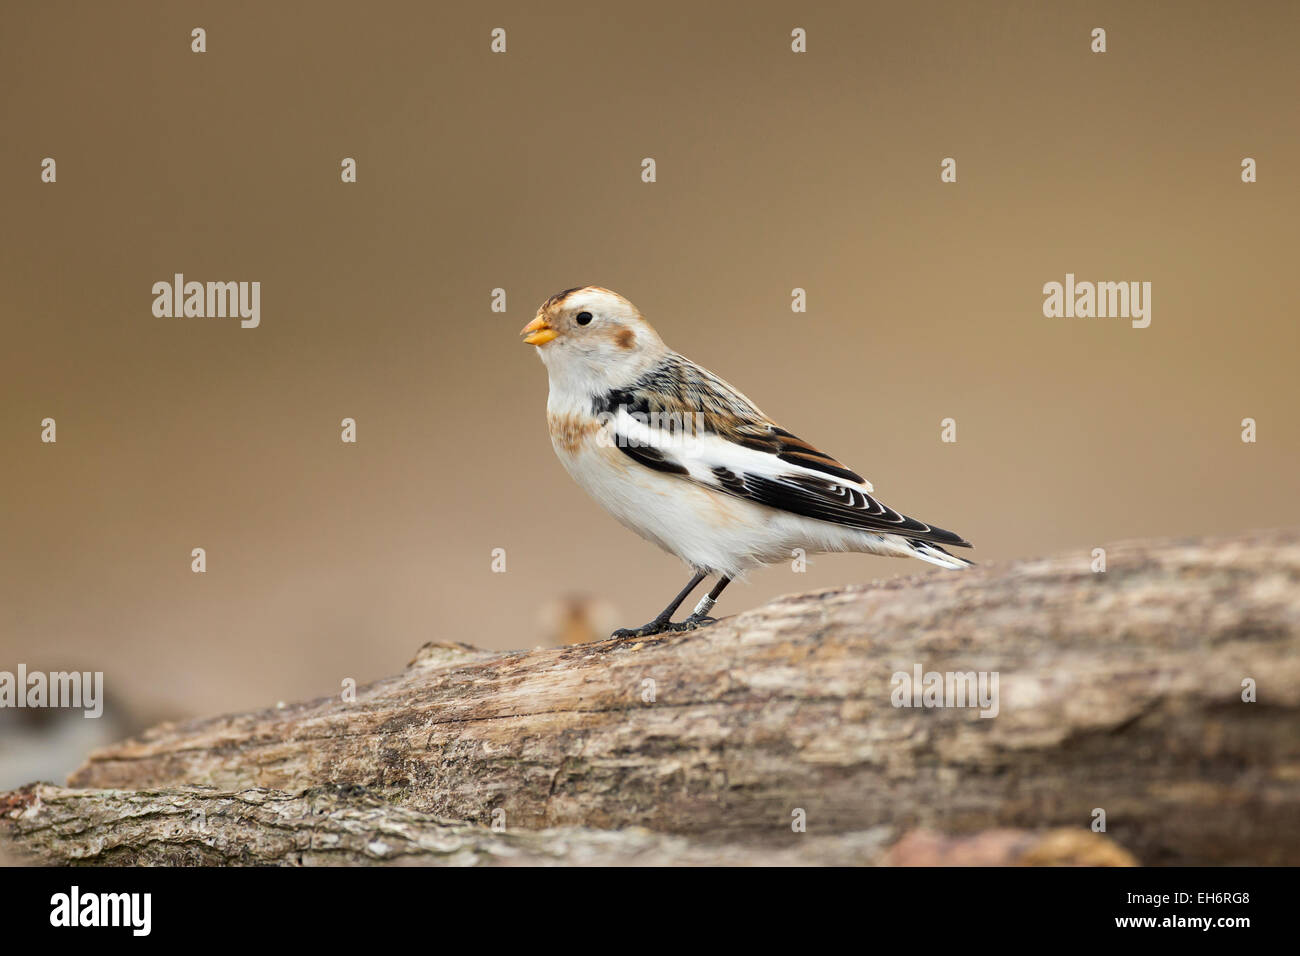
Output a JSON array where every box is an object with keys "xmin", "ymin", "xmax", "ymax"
[{"xmin": 575, "ymin": 311, "xmax": 593, "ymax": 326}]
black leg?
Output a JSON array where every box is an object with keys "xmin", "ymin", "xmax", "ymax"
[
  {"xmin": 612, "ymin": 571, "xmax": 707, "ymax": 639},
  {"xmin": 677, "ymin": 576, "xmax": 732, "ymax": 630}
]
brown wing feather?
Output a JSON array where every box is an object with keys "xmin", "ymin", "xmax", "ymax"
[{"xmin": 600, "ymin": 353, "xmax": 864, "ymax": 485}]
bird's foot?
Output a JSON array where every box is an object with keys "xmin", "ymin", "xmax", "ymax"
[
  {"xmin": 666, "ymin": 614, "xmax": 718, "ymax": 632},
  {"xmin": 611, "ymin": 620, "xmax": 672, "ymax": 639},
  {"xmin": 611, "ymin": 614, "xmax": 719, "ymax": 639}
]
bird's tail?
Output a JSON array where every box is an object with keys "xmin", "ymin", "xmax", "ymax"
[{"xmin": 904, "ymin": 538, "xmax": 974, "ymax": 570}]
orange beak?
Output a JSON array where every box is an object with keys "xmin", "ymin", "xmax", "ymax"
[{"xmin": 520, "ymin": 315, "xmax": 558, "ymax": 346}]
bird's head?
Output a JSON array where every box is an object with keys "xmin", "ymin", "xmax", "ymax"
[{"xmin": 520, "ymin": 287, "xmax": 667, "ymax": 391}]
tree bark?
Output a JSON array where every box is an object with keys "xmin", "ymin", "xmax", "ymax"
[
  {"xmin": 0, "ymin": 783, "xmax": 1139, "ymax": 866},
  {"xmin": 4, "ymin": 528, "xmax": 1298, "ymax": 865}
]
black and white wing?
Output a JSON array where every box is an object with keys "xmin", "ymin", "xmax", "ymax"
[{"xmin": 594, "ymin": 355, "xmax": 972, "ymax": 550}]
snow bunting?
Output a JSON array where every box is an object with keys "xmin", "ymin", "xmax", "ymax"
[{"xmin": 521, "ymin": 286, "xmax": 973, "ymax": 638}]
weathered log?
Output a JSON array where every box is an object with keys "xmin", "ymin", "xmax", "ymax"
[
  {"xmin": 0, "ymin": 783, "xmax": 1138, "ymax": 866},
  {"xmin": 3, "ymin": 528, "xmax": 1298, "ymax": 865}
]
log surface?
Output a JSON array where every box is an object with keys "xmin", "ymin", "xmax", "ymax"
[{"xmin": 4, "ymin": 528, "xmax": 1299, "ymax": 865}]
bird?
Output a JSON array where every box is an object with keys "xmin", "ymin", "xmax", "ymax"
[{"xmin": 520, "ymin": 286, "xmax": 973, "ymax": 639}]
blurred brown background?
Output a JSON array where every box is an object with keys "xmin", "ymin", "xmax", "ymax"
[{"xmin": 2, "ymin": 1, "xmax": 1297, "ymax": 760}]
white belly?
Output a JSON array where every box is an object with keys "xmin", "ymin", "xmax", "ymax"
[{"xmin": 558, "ymin": 436, "xmax": 760, "ymax": 572}]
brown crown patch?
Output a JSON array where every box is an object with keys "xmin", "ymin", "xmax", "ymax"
[{"xmin": 542, "ymin": 287, "xmax": 585, "ymax": 313}]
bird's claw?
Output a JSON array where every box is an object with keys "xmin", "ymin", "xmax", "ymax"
[
  {"xmin": 611, "ymin": 623, "xmax": 668, "ymax": 639},
  {"xmin": 668, "ymin": 615, "xmax": 717, "ymax": 632},
  {"xmin": 610, "ymin": 614, "xmax": 718, "ymax": 639}
]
